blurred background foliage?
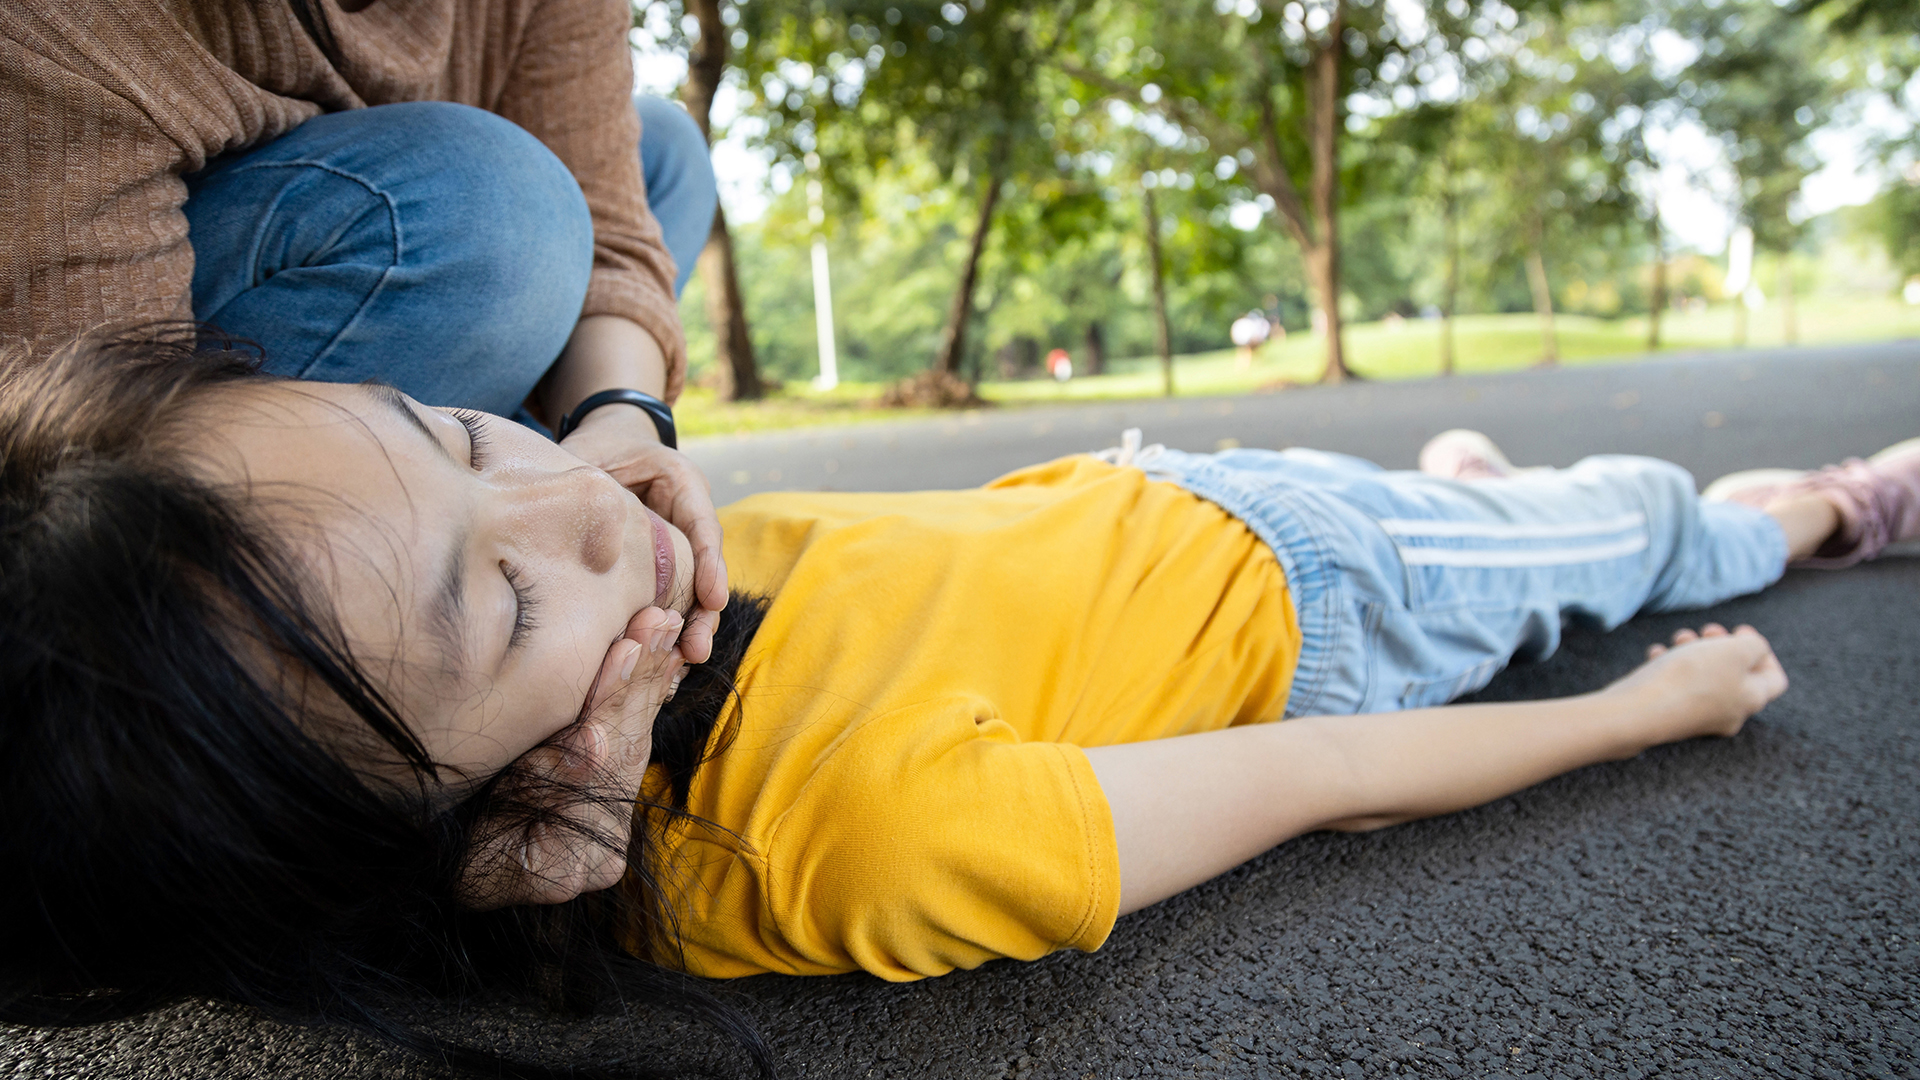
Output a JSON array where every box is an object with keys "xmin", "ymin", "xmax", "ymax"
[{"xmin": 633, "ymin": 0, "xmax": 1920, "ymax": 412}]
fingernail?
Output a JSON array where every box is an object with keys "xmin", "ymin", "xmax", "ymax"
[{"xmin": 618, "ymin": 641, "xmax": 641, "ymax": 681}]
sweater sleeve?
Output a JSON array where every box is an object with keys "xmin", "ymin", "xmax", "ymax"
[
  {"xmin": 0, "ymin": 31, "xmax": 198, "ymax": 351},
  {"xmin": 490, "ymin": 0, "xmax": 688, "ymax": 401}
]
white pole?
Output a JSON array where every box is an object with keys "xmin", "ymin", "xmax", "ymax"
[
  {"xmin": 1724, "ymin": 224, "xmax": 1754, "ymax": 296},
  {"xmin": 804, "ymin": 156, "xmax": 839, "ymax": 391},
  {"xmin": 810, "ymin": 235, "xmax": 839, "ymax": 391}
]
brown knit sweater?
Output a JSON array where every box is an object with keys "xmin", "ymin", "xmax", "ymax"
[{"xmin": 0, "ymin": 0, "xmax": 689, "ymax": 398}]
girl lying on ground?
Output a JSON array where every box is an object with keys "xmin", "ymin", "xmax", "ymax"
[{"xmin": 5, "ymin": 327, "xmax": 1917, "ymax": 1078}]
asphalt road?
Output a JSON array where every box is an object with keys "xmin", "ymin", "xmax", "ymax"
[{"xmin": 5, "ymin": 342, "xmax": 1917, "ymax": 1079}]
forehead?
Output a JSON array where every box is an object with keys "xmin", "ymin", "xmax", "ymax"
[
  {"xmin": 208, "ymin": 381, "xmax": 428, "ymax": 539},
  {"xmin": 198, "ymin": 382, "xmax": 450, "ymax": 670}
]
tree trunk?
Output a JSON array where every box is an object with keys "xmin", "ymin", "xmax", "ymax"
[
  {"xmin": 1779, "ymin": 254, "xmax": 1797, "ymax": 344},
  {"xmin": 1305, "ymin": 243, "xmax": 1345, "ymax": 377},
  {"xmin": 683, "ymin": 0, "xmax": 725, "ymax": 139},
  {"xmin": 1646, "ymin": 215, "xmax": 1666, "ymax": 352},
  {"xmin": 1083, "ymin": 320, "xmax": 1106, "ymax": 376},
  {"xmin": 934, "ymin": 171, "xmax": 1003, "ymax": 376},
  {"xmin": 1307, "ymin": 6, "xmax": 1351, "ymax": 383},
  {"xmin": 700, "ymin": 206, "xmax": 760, "ymax": 400},
  {"xmin": 1143, "ymin": 185, "xmax": 1175, "ymax": 398},
  {"xmin": 1525, "ymin": 214, "xmax": 1558, "ymax": 365},
  {"xmin": 1441, "ymin": 175, "xmax": 1458, "ymax": 377},
  {"xmin": 682, "ymin": 0, "xmax": 762, "ymax": 400}
]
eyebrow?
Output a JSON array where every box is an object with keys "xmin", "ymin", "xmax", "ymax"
[
  {"xmin": 366, "ymin": 384, "xmax": 472, "ymax": 677},
  {"xmin": 369, "ymin": 383, "xmax": 454, "ymax": 464}
]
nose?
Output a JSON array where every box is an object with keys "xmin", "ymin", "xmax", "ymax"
[{"xmin": 506, "ymin": 463, "xmax": 629, "ymax": 575}]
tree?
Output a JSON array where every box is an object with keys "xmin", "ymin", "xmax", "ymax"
[
  {"xmin": 678, "ymin": 0, "xmax": 765, "ymax": 400},
  {"xmin": 1560, "ymin": 0, "xmax": 1692, "ymax": 351},
  {"xmin": 1053, "ymin": 0, "xmax": 1561, "ymax": 383},
  {"xmin": 1054, "ymin": 0, "xmax": 1355, "ymax": 381},
  {"xmin": 1685, "ymin": 0, "xmax": 1835, "ymax": 342},
  {"xmin": 1141, "ymin": 181, "xmax": 1175, "ymax": 396},
  {"xmin": 1372, "ymin": 100, "xmax": 1466, "ymax": 372},
  {"xmin": 731, "ymin": 0, "xmax": 1077, "ymax": 384},
  {"xmin": 1794, "ymin": 0, "xmax": 1920, "ymax": 280}
]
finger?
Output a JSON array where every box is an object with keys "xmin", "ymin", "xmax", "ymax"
[
  {"xmin": 646, "ymin": 608, "xmax": 686, "ymax": 656},
  {"xmin": 1762, "ymin": 656, "xmax": 1790, "ymax": 698},
  {"xmin": 583, "ymin": 608, "xmax": 683, "ymax": 723},
  {"xmin": 672, "ymin": 488, "xmax": 730, "ymax": 616},
  {"xmin": 1742, "ymin": 633, "xmax": 1784, "ymax": 675},
  {"xmin": 1671, "ymin": 627, "xmax": 1700, "ymax": 645},
  {"xmin": 678, "ymin": 605, "xmax": 720, "ymax": 665},
  {"xmin": 520, "ymin": 817, "xmax": 627, "ymax": 901},
  {"xmin": 1647, "ymin": 643, "xmax": 1668, "ymax": 659},
  {"xmin": 1700, "ymin": 623, "xmax": 1729, "ymax": 638},
  {"xmin": 581, "ymin": 638, "xmax": 644, "ymax": 721}
]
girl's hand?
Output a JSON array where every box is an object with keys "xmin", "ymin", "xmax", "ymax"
[
  {"xmin": 1605, "ymin": 623, "xmax": 1789, "ymax": 744},
  {"xmin": 459, "ymin": 607, "xmax": 686, "ymax": 910},
  {"xmin": 560, "ymin": 407, "xmax": 727, "ymax": 663}
]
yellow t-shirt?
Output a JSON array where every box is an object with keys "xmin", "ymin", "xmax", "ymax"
[{"xmin": 647, "ymin": 455, "xmax": 1300, "ymax": 980}]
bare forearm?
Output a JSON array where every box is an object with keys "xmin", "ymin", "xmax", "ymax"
[
  {"xmin": 1085, "ymin": 690, "xmax": 1668, "ymax": 915},
  {"xmin": 534, "ymin": 314, "xmax": 671, "ymax": 427}
]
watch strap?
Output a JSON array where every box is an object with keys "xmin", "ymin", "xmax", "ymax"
[{"xmin": 555, "ymin": 388, "xmax": 677, "ymax": 449}]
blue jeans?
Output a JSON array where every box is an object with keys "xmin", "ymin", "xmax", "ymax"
[
  {"xmin": 1140, "ymin": 447, "xmax": 1789, "ymax": 717},
  {"xmin": 182, "ymin": 97, "xmax": 717, "ymax": 417}
]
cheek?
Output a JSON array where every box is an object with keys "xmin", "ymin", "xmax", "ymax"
[{"xmin": 525, "ymin": 579, "xmax": 628, "ymax": 711}]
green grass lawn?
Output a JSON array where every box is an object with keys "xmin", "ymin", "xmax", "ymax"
[{"xmin": 676, "ymin": 296, "xmax": 1920, "ymax": 438}]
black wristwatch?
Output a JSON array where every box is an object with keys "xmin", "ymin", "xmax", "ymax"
[{"xmin": 555, "ymin": 388, "xmax": 677, "ymax": 449}]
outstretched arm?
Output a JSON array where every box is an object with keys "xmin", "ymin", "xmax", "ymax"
[{"xmin": 1084, "ymin": 625, "xmax": 1788, "ymax": 915}]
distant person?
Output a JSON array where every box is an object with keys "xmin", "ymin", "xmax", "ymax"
[
  {"xmin": 10, "ymin": 327, "xmax": 1920, "ymax": 1074},
  {"xmin": 1230, "ymin": 309, "xmax": 1272, "ymax": 368},
  {"xmin": 1047, "ymin": 347, "xmax": 1073, "ymax": 381},
  {"xmin": 0, "ymin": 0, "xmax": 732, "ymax": 660}
]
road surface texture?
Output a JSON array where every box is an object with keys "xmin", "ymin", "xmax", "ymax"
[{"xmin": 5, "ymin": 342, "xmax": 1916, "ymax": 1079}]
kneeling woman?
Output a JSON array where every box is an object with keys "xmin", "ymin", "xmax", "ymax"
[{"xmin": 4, "ymin": 329, "xmax": 1913, "ymax": 1076}]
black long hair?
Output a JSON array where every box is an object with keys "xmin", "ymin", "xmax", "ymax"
[{"xmin": 0, "ymin": 325, "xmax": 775, "ymax": 1078}]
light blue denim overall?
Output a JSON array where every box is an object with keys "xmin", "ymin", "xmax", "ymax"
[{"xmin": 1104, "ymin": 433, "xmax": 1790, "ymax": 717}]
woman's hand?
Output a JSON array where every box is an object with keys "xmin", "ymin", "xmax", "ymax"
[
  {"xmin": 1605, "ymin": 623, "xmax": 1790, "ymax": 743},
  {"xmin": 542, "ymin": 313, "xmax": 729, "ymax": 663},
  {"xmin": 459, "ymin": 607, "xmax": 686, "ymax": 910},
  {"xmin": 561, "ymin": 406, "xmax": 728, "ymax": 663}
]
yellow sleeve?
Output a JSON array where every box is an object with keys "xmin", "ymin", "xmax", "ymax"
[{"xmin": 675, "ymin": 697, "xmax": 1123, "ymax": 981}]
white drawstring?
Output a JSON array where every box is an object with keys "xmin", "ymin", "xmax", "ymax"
[{"xmin": 1093, "ymin": 427, "xmax": 1168, "ymax": 470}]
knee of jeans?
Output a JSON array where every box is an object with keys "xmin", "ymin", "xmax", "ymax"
[
  {"xmin": 634, "ymin": 96, "xmax": 715, "ymax": 184},
  {"xmin": 1578, "ymin": 454, "xmax": 1698, "ymax": 513},
  {"xmin": 387, "ymin": 102, "xmax": 593, "ymax": 308}
]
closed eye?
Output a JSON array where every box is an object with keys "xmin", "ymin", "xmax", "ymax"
[
  {"xmin": 450, "ymin": 408, "xmax": 491, "ymax": 469},
  {"xmin": 444, "ymin": 409, "xmax": 533, "ymax": 650},
  {"xmin": 503, "ymin": 561, "xmax": 538, "ymax": 651}
]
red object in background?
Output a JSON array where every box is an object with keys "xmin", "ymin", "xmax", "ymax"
[{"xmin": 1046, "ymin": 348, "xmax": 1072, "ymax": 381}]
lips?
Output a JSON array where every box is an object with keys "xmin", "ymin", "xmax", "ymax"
[{"xmin": 644, "ymin": 506, "xmax": 675, "ymax": 607}]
